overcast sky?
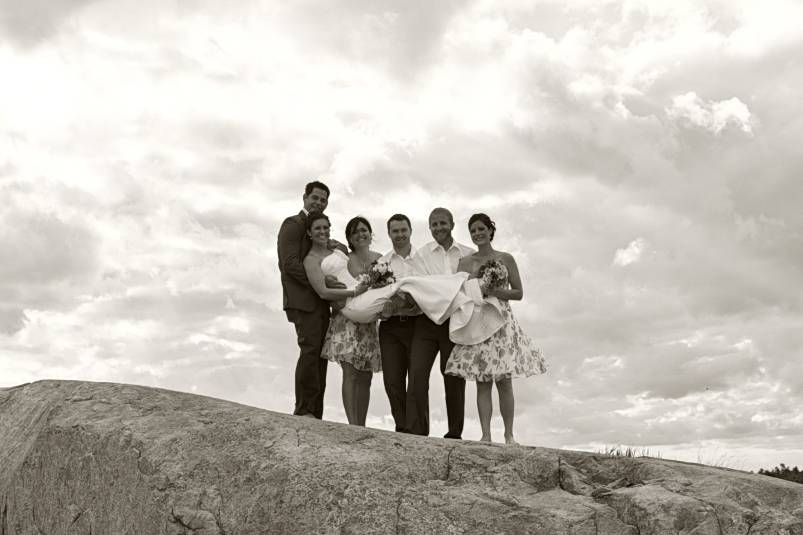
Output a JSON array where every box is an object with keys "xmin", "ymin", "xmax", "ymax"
[{"xmin": 2, "ymin": 0, "xmax": 802, "ymax": 472}]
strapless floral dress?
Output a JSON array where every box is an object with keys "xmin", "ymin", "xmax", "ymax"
[
  {"xmin": 320, "ymin": 250, "xmax": 381, "ymax": 373},
  {"xmin": 445, "ymin": 276, "xmax": 547, "ymax": 382}
]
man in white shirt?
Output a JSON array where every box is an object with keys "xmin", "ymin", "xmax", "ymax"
[
  {"xmin": 406, "ymin": 207, "xmax": 475, "ymax": 438},
  {"xmin": 377, "ymin": 213, "xmax": 421, "ymax": 432}
]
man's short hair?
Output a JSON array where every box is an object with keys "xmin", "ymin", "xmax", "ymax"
[
  {"xmin": 386, "ymin": 213, "xmax": 411, "ymax": 231},
  {"xmin": 429, "ymin": 207, "xmax": 453, "ymax": 225},
  {"xmin": 305, "ymin": 180, "xmax": 330, "ymax": 197}
]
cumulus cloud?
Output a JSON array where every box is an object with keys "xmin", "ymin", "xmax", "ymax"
[{"xmin": 667, "ymin": 92, "xmax": 754, "ymax": 134}]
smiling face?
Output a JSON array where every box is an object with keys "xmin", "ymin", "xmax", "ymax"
[
  {"xmin": 469, "ymin": 219, "xmax": 492, "ymax": 246},
  {"xmin": 388, "ymin": 219, "xmax": 411, "ymax": 250},
  {"xmin": 307, "ymin": 216, "xmax": 331, "ymax": 246},
  {"xmin": 303, "ymin": 187, "xmax": 329, "ymax": 213},
  {"xmin": 428, "ymin": 210, "xmax": 454, "ymax": 247},
  {"xmin": 349, "ymin": 221, "xmax": 372, "ymax": 250}
]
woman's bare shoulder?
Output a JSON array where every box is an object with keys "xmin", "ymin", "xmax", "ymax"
[{"xmin": 497, "ymin": 251, "xmax": 515, "ymax": 262}]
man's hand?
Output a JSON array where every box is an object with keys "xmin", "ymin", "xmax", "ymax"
[
  {"xmin": 328, "ymin": 239, "xmax": 349, "ymax": 255},
  {"xmin": 390, "ymin": 292, "xmax": 420, "ymax": 317},
  {"xmin": 379, "ymin": 300, "xmax": 395, "ymax": 320},
  {"xmin": 331, "ymin": 300, "xmax": 345, "ymax": 313},
  {"xmin": 325, "ymin": 275, "xmax": 346, "ymax": 289}
]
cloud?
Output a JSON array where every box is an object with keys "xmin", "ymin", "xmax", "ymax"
[
  {"xmin": 0, "ymin": 182, "xmax": 103, "ymax": 320},
  {"xmin": 667, "ymin": 92, "xmax": 754, "ymax": 134},
  {"xmin": 0, "ymin": 0, "xmax": 98, "ymax": 47},
  {"xmin": 0, "ymin": 308, "xmax": 27, "ymax": 335},
  {"xmin": 613, "ymin": 238, "xmax": 647, "ymax": 266},
  {"xmin": 277, "ymin": 0, "xmax": 468, "ymax": 80}
]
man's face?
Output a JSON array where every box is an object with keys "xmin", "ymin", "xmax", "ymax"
[
  {"xmin": 303, "ymin": 187, "xmax": 329, "ymax": 213},
  {"xmin": 388, "ymin": 220, "xmax": 411, "ymax": 250},
  {"xmin": 429, "ymin": 211, "xmax": 453, "ymax": 246}
]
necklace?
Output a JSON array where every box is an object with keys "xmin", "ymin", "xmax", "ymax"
[{"xmin": 353, "ymin": 253, "xmax": 373, "ymax": 272}]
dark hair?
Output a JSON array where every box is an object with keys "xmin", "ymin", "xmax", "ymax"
[
  {"xmin": 305, "ymin": 211, "xmax": 330, "ymax": 234},
  {"xmin": 429, "ymin": 207, "xmax": 454, "ymax": 225},
  {"xmin": 345, "ymin": 216, "xmax": 372, "ymax": 251},
  {"xmin": 468, "ymin": 213, "xmax": 496, "ymax": 241},
  {"xmin": 305, "ymin": 180, "xmax": 330, "ymax": 197},
  {"xmin": 386, "ymin": 213, "xmax": 411, "ymax": 231}
]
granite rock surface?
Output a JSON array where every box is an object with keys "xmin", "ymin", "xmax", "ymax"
[{"xmin": 2, "ymin": 380, "xmax": 802, "ymax": 534}]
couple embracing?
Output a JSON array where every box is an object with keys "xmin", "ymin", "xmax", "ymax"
[{"xmin": 277, "ymin": 180, "xmax": 546, "ymax": 444}]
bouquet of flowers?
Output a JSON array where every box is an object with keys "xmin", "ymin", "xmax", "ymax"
[
  {"xmin": 356, "ymin": 261, "xmax": 396, "ymax": 289},
  {"xmin": 477, "ymin": 258, "xmax": 508, "ymax": 296}
]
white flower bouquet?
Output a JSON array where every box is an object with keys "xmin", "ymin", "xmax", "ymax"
[{"xmin": 356, "ymin": 261, "xmax": 396, "ymax": 290}]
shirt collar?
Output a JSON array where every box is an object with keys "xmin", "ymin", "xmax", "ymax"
[
  {"xmin": 429, "ymin": 240, "xmax": 459, "ymax": 253},
  {"xmin": 389, "ymin": 246, "xmax": 416, "ymax": 260}
]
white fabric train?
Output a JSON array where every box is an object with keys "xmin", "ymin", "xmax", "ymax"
[{"xmin": 341, "ymin": 273, "xmax": 506, "ymax": 346}]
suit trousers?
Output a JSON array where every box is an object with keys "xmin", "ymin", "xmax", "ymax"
[
  {"xmin": 287, "ymin": 302, "xmax": 329, "ymax": 419},
  {"xmin": 406, "ymin": 315, "xmax": 466, "ymax": 438},
  {"xmin": 379, "ymin": 316, "xmax": 416, "ymax": 432}
]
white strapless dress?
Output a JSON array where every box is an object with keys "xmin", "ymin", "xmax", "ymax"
[
  {"xmin": 322, "ymin": 250, "xmax": 507, "ymax": 345},
  {"xmin": 320, "ymin": 250, "xmax": 360, "ymax": 290}
]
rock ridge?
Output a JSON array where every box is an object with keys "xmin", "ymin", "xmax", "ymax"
[{"xmin": 1, "ymin": 380, "xmax": 802, "ymax": 534}]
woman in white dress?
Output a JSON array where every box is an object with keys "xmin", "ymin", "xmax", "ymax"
[
  {"xmin": 302, "ymin": 212, "xmax": 381, "ymax": 426},
  {"xmin": 445, "ymin": 213, "xmax": 547, "ymax": 444}
]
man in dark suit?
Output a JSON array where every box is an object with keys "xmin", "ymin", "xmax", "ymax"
[{"xmin": 277, "ymin": 180, "xmax": 333, "ymax": 419}]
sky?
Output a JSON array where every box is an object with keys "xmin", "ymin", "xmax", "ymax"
[{"xmin": 1, "ymin": 0, "xmax": 802, "ymax": 472}]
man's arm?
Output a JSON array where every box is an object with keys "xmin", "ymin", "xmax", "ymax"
[
  {"xmin": 325, "ymin": 275, "xmax": 346, "ymax": 289},
  {"xmin": 277, "ymin": 218, "xmax": 309, "ymax": 285}
]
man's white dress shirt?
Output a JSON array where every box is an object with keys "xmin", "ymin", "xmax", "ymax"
[
  {"xmin": 379, "ymin": 246, "xmax": 422, "ymax": 278},
  {"xmin": 415, "ymin": 240, "xmax": 475, "ymax": 276}
]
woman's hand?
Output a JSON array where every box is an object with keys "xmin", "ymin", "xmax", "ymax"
[
  {"xmin": 353, "ymin": 281, "xmax": 369, "ymax": 297},
  {"xmin": 485, "ymin": 286, "xmax": 506, "ymax": 300}
]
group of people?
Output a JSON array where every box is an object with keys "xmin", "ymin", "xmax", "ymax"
[{"xmin": 277, "ymin": 180, "xmax": 547, "ymax": 444}]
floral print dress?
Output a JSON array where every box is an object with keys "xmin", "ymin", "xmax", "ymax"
[
  {"xmin": 320, "ymin": 250, "xmax": 382, "ymax": 373},
  {"xmin": 445, "ymin": 274, "xmax": 546, "ymax": 382},
  {"xmin": 321, "ymin": 313, "xmax": 381, "ymax": 372}
]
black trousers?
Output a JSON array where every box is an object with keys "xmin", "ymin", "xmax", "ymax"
[
  {"xmin": 406, "ymin": 315, "xmax": 465, "ymax": 438},
  {"xmin": 287, "ymin": 303, "xmax": 329, "ymax": 419},
  {"xmin": 379, "ymin": 316, "xmax": 416, "ymax": 432}
]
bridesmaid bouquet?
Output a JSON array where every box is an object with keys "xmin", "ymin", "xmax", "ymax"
[
  {"xmin": 357, "ymin": 261, "xmax": 396, "ymax": 289},
  {"xmin": 478, "ymin": 259, "xmax": 508, "ymax": 295}
]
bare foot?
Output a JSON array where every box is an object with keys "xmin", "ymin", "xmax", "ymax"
[
  {"xmin": 504, "ymin": 435, "xmax": 518, "ymax": 445},
  {"xmin": 480, "ymin": 434, "xmax": 492, "ymax": 442}
]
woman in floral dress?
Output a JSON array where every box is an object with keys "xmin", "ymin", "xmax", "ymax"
[
  {"xmin": 445, "ymin": 213, "xmax": 547, "ymax": 444},
  {"xmin": 304, "ymin": 213, "xmax": 382, "ymax": 426}
]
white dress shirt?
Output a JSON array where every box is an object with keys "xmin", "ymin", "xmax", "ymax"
[
  {"xmin": 379, "ymin": 246, "xmax": 422, "ymax": 278},
  {"xmin": 416, "ymin": 239, "xmax": 475, "ymax": 276}
]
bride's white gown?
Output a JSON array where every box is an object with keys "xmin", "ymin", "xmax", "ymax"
[{"xmin": 322, "ymin": 250, "xmax": 506, "ymax": 345}]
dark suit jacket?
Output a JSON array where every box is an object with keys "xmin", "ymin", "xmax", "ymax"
[{"xmin": 277, "ymin": 211, "xmax": 325, "ymax": 315}]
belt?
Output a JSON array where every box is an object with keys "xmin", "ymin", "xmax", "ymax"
[{"xmin": 383, "ymin": 315, "xmax": 412, "ymax": 323}]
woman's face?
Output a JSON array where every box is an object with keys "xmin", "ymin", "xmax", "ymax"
[
  {"xmin": 308, "ymin": 217, "xmax": 331, "ymax": 245},
  {"xmin": 469, "ymin": 220, "xmax": 491, "ymax": 245},
  {"xmin": 349, "ymin": 221, "xmax": 372, "ymax": 249}
]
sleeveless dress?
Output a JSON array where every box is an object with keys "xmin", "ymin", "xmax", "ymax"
[
  {"xmin": 445, "ymin": 271, "xmax": 547, "ymax": 382},
  {"xmin": 320, "ymin": 250, "xmax": 381, "ymax": 373}
]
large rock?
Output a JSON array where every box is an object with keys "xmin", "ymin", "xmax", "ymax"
[{"xmin": 1, "ymin": 381, "xmax": 802, "ymax": 534}]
